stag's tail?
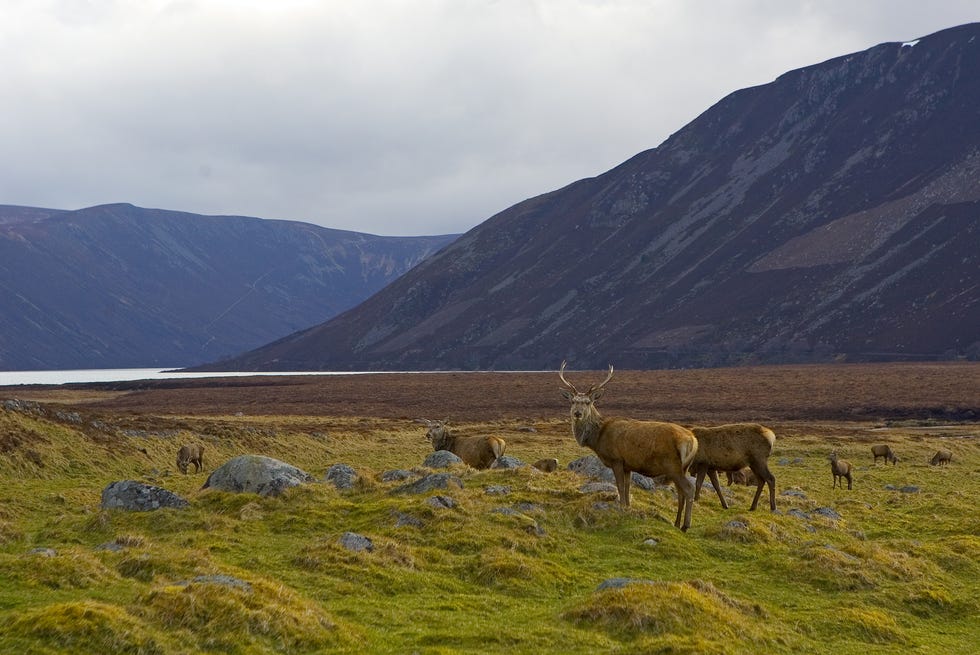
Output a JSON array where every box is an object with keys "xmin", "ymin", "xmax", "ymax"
[
  {"xmin": 679, "ymin": 435, "xmax": 699, "ymax": 473},
  {"xmin": 491, "ymin": 437, "xmax": 506, "ymax": 461}
]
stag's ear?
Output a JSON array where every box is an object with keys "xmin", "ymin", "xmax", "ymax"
[
  {"xmin": 559, "ymin": 388, "xmax": 574, "ymax": 400},
  {"xmin": 590, "ymin": 387, "xmax": 605, "ymax": 401}
]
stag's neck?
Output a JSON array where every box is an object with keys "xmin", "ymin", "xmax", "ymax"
[
  {"xmin": 572, "ymin": 412, "xmax": 605, "ymax": 450},
  {"xmin": 432, "ymin": 431, "xmax": 455, "ymax": 452}
]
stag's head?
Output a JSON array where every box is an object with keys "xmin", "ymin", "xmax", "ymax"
[
  {"xmin": 558, "ymin": 360, "xmax": 614, "ymax": 423},
  {"xmin": 423, "ymin": 419, "xmax": 451, "ymax": 450}
]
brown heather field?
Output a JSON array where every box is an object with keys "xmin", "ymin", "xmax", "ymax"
[{"xmin": 17, "ymin": 361, "xmax": 978, "ymax": 423}]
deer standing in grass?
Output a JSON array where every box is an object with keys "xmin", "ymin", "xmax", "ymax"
[
  {"xmin": 829, "ymin": 452, "xmax": 852, "ymax": 489},
  {"xmin": 559, "ymin": 362, "xmax": 699, "ymax": 531}
]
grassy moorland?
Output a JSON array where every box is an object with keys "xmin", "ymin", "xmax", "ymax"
[{"xmin": 0, "ymin": 364, "xmax": 978, "ymax": 654}]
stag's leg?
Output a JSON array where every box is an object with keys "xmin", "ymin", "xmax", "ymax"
[
  {"xmin": 612, "ymin": 464, "xmax": 631, "ymax": 506},
  {"xmin": 708, "ymin": 469, "xmax": 728, "ymax": 509},
  {"xmin": 693, "ymin": 467, "xmax": 706, "ymax": 501},
  {"xmin": 668, "ymin": 474, "xmax": 696, "ymax": 531},
  {"xmin": 749, "ymin": 464, "xmax": 776, "ymax": 511},
  {"xmin": 846, "ymin": 473, "xmax": 852, "ymax": 490}
]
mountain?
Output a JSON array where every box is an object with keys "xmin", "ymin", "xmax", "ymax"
[
  {"xmin": 199, "ymin": 24, "xmax": 980, "ymax": 372},
  {"xmin": 0, "ymin": 203, "xmax": 456, "ymax": 370}
]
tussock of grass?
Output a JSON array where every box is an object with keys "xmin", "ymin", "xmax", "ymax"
[
  {"xmin": 703, "ymin": 515, "xmax": 775, "ymax": 543},
  {"xmin": 794, "ymin": 543, "xmax": 877, "ymax": 591},
  {"xmin": 562, "ymin": 578, "xmax": 775, "ymax": 650},
  {"xmin": 0, "ymin": 548, "xmax": 117, "ymax": 590},
  {"xmin": 834, "ymin": 607, "xmax": 909, "ymax": 645},
  {"xmin": 2, "ymin": 600, "xmax": 163, "ymax": 655},
  {"xmin": 136, "ymin": 576, "xmax": 357, "ymax": 653}
]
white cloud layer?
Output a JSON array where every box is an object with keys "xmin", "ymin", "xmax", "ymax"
[{"xmin": 1, "ymin": 1, "xmax": 976, "ymax": 235}]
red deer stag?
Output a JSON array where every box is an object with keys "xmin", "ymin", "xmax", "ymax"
[{"xmin": 558, "ymin": 361, "xmax": 699, "ymax": 531}]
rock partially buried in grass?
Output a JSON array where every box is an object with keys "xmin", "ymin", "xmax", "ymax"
[
  {"xmin": 423, "ymin": 450, "xmax": 464, "ymax": 468},
  {"xmin": 323, "ymin": 463, "xmax": 358, "ymax": 489},
  {"xmin": 490, "ymin": 455, "xmax": 525, "ymax": 469},
  {"xmin": 339, "ymin": 532, "xmax": 374, "ymax": 553},
  {"xmin": 568, "ymin": 455, "xmax": 658, "ymax": 489},
  {"xmin": 202, "ymin": 455, "xmax": 314, "ymax": 497},
  {"xmin": 101, "ymin": 480, "xmax": 190, "ymax": 511},
  {"xmin": 392, "ymin": 472, "xmax": 463, "ymax": 495}
]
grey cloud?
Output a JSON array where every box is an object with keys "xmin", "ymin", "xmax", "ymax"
[{"xmin": 0, "ymin": 1, "xmax": 977, "ymax": 235}]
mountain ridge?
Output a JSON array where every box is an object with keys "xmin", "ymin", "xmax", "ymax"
[
  {"xmin": 199, "ymin": 23, "xmax": 979, "ymax": 371},
  {"xmin": 0, "ymin": 203, "xmax": 456, "ymax": 370}
]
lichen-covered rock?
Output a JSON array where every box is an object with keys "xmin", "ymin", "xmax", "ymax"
[
  {"xmin": 596, "ymin": 578, "xmax": 655, "ymax": 591},
  {"xmin": 380, "ymin": 469, "xmax": 416, "ymax": 482},
  {"xmin": 202, "ymin": 455, "xmax": 314, "ymax": 497},
  {"xmin": 339, "ymin": 532, "xmax": 374, "ymax": 552},
  {"xmin": 177, "ymin": 575, "xmax": 253, "ymax": 592},
  {"xmin": 567, "ymin": 455, "xmax": 657, "ymax": 489},
  {"xmin": 813, "ymin": 507, "xmax": 842, "ymax": 520},
  {"xmin": 580, "ymin": 481, "xmax": 620, "ymax": 495},
  {"xmin": 490, "ymin": 455, "xmax": 525, "ymax": 469},
  {"xmin": 101, "ymin": 480, "xmax": 189, "ymax": 511},
  {"xmin": 423, "ymin": 450, "xmax": 464, "ymax": 468},
  {"xmin": 323, "ymin": 463, "xmax": 358, "ymax": 489},
  {"xmin": 392, "ymin": 472, "xmax": 463, "ymax": 495},
  {"xmin": 426, "ymin": 495, "xmax": 456, "ymax": 509}
]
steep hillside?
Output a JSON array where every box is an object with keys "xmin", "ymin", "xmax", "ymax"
[
  {"xmin": 0, "ymin": 204, "xmax": 455, "ymax": 369},
  {"xmin": 203, "ymin": 24, "xmax": 980, "ymax": 371}
]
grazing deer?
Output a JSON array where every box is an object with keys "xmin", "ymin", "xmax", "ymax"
[
  {"xmin": 871, "ymin": 444, "xmax": 899, "ymax": 465},
  {"xmin": 176, "ymin": 443, "xmax": 204, "ymax": 474},
  {"xmin": 689, "ymin": 423, "xmax": 777, "ymax": 511},
  {"xmin": 558, "ymin": 361, "xmax": 699, "ymax": 531},
  {"xmin": 930, "ymin": 449, "xmax": 952, "ymax": 466}
]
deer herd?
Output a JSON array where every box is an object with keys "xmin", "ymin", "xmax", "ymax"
[{"xmin": 172, "ymin": 361, "xmax": 957, "ymax": 533}]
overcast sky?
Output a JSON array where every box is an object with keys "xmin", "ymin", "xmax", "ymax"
[{"xmin": 1, "ymin": 2, "xmax": 976, "ymax": 236}]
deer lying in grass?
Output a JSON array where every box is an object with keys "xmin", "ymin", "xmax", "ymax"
[
  {"xmin": 559, "ymin": 361, "xmax": 698, "ymax": 531},
  {"xmin": 532, "ymin": 457, "xmax": 559, "ymax": 473},
  {"xmin": 829, "ymin": 452, "xmax": 852, "ymax": 489},
  {"xmin": 930, "ymin": 449, "xmax": 952, "ymax": 466},
  {"xmin": 871, "ymin": 444, "xmax": 899, "ymax": 465},
  {"xmin": 423, "ymin": 420, "xmax": 505, "ymax": 469},
  {"xmin": 176, "ymin": 443, "xmax": 204, "ymax": 474},
  {"xmin": 726, "ymin": 467, "xmax": 756, "ymax": 486},
  {"xmin": 689, "ymin": 423, "xmax": 777, "ymax": 511}
]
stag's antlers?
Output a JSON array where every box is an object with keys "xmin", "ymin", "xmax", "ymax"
[{"xmin": 559, "ymin": 360, "xmax": 614, "ymax": 395}]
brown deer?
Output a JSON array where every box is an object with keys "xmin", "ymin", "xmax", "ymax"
[
  {"xmin": 176, "ymin": 443, "xmax": 204, "ymax": 474},
  {"xmin": 559, "ymin": 361, "xmax": 699, "ymax": 531},
  {"xmin": 829, "ymin": 452, "xmax": 852, "ymax": 489},
  {"xmin": 423, "ymin": 420, "xmax": 505, "ymax": 469},
  {"xmin": 689, "ymin": 423, "xmax": 777, "ymax": 511},
  {"xmin": 871, "ymin": 444, "xmax": 899, "ymax": 465}
]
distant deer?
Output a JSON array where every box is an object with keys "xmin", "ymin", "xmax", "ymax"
[
  {"xmin": 871, "ymin": 444, "xmax": 899, "ymax": 465},
  {"xmin": 423, "ymin": 420, "xmax": 505, "ymax": 469},
  {"xmin": 829, "ymin": 452, "xmax": 852, "ymax": 489},
  {"xmin": 930, "ymin": 449, "xmax": 952, "ymax": 466},
  {"xmin": 176, "ymin": 443, "xmax": 204, "ymax": 474},
  {"xmin": 559, "ymin": 361, "xmax": 699, "ymax": 531}
]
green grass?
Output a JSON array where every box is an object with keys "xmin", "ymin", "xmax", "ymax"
[{"xmin": 0, "ymin": 407, "xmax": 978, "ymax": 653}]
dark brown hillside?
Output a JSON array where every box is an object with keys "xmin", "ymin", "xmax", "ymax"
[{"xmin": 202, "ymin": 23, "xmax": 980, "ymax": 372}]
